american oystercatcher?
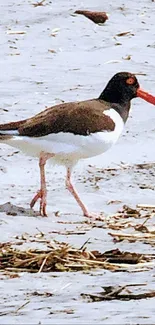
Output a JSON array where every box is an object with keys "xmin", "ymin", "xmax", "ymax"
[{"xmin": 0, "ymin": 72, "xmax": 155, "ymax": 217}]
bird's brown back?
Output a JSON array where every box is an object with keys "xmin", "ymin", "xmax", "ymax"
[{"xmin": 0, "ymin": 99, "xmax": 115, "ymax": 137}]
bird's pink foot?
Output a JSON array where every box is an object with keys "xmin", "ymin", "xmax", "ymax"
[
  {"xmin": 84, "ymin": 211, "xmax": 104, "ymax": 220},
  {"xmin": 84, "ymin": 211, "xmax": 96, "ymax": 219},
  {"xmin": 30, "ymin": 189, "xmax": 47, "ymax": 217}
]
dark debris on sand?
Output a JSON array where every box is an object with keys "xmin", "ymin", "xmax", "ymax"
[
  {"xmin": 74, "ymin": 10, "xmax": 108, "ymax": 25},
  {"xmin": 0, "ymin": 241, "xmax": 154, "ymax": 273}
]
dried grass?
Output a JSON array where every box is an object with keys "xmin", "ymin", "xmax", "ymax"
[{"xmin": 0, "ymin": 242, "xmax": 154, "ymax": 273}]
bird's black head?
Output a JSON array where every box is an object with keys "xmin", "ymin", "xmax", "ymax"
[{"xmin": 99, "ymin": 72, "xmax": 139, "ymax": 104}]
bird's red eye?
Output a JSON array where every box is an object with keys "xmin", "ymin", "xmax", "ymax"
[{"xmin": 126, "ymin": 77, "xmax": 135, "ymax": 85}]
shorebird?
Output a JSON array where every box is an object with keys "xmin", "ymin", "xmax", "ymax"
[{"xmin": 0, "ymin": 72, "xmax": 155, "ymax": 217}]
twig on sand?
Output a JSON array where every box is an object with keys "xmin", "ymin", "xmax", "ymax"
[
  {"xmin": 32, "ymin": 0, "xmax": 46, "ymax": 7},
  {"xmin": 15, "ymin": 300, "xmax": 30, "ymax": 313},
  {"xmin": 60, "ymin": 283, "xmax": 72, "ymax": 291},
  {"xmin": 79, "ymin": 237, "xmax": 91, "ymax": 251},
  {"xmin": 81, "ymin": 283, "xmax": 155, "ymax": 301},
  {"xmin": 7, "ymin": 30, "xmax": 27, "ymax": 35},
  {"xmin": 109, "ymin": 231, "xmax": 155, "ymax": 244},
  {"xmin": 38, "ymin": 256, "xmax": 48, "ymax": 273},
  {"xmin": 137, "ymin": 204, "xmax": 155, "ymax": 209},
  {"xmin": 0, "ymin": 300, "xmax": 31, "ymax": 316}
]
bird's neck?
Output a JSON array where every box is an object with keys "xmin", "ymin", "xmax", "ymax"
[
  {"xmin": 99, "ymin": 89, "xmax": 131, "ymax": 123},
  {"xmin": 112, "ymin": 102, "xmax": 130, "ymax": 123}
]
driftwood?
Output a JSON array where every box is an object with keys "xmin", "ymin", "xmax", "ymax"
[{"xmin": 81, "ymin": 284, "xmax": 155, "ymax": 301}]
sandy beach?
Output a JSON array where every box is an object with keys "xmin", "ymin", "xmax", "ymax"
[{"xmin": 0, "ymin": 0, "xmax": 155, "ymax": 323}]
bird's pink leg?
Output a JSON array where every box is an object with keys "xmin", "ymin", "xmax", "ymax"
[
  {"xmin": 66, "ymin": 167, "xmax": 92, "ymax": 218},
  {"xmin": 30, "ymin": 152, "xmax": 54, "ymax": 217}
]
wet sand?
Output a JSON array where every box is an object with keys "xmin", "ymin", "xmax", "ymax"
[{"xmin": 0, "ymin": 0, "xmax": 155, "ymax": 324}]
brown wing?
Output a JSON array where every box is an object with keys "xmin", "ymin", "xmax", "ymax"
[{"xmin": 18, "ymin": 99, "xmax": 115, "ymax": 137}]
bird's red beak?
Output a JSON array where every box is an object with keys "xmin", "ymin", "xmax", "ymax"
[{"xmin": 137, "ymin": 88, "xmax": 155, "ymax": 105}]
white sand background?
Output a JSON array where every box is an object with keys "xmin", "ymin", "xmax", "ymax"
[{"xmin": 0, "ymin": 0, "xmax": 155, "ymax": 323}]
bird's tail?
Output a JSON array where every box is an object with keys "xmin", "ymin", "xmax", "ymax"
[
  {"xmin": 0, "ymin": 130, "xmax": 19, "ymax": 140},
  {"xmin": 0, "ymin": 129, "xmax": 19, "ymax": 141},
  {"xmin": 0, "ymin": 119, "xmax": 26, "ymax": 141}
]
